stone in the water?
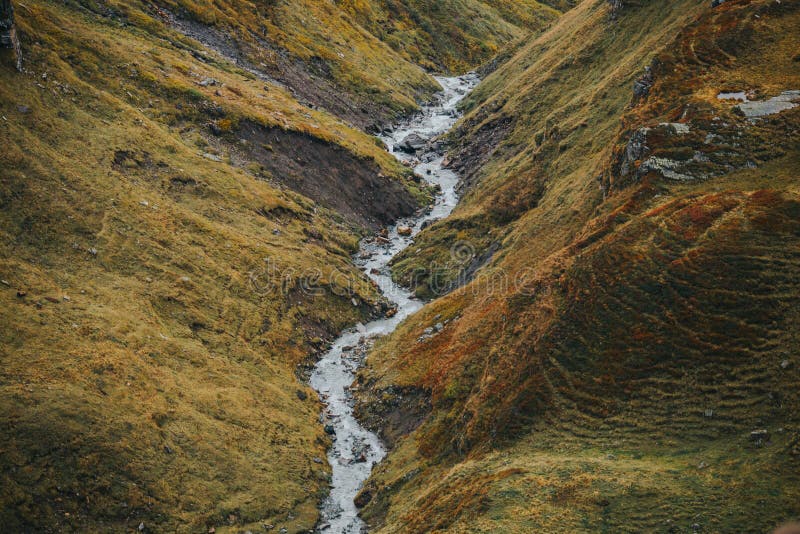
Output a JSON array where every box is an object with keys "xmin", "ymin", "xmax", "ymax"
[
  {"xmin": 324, "ymin": 424, "xmax": 335, "ymax": 435},
  {"xmin": 397, "ymin": 226, "xmax": 412, "ymax": 236},
  {"xmin": 398, "ymin": 133, "xmax": 427, "ymax": 154}
]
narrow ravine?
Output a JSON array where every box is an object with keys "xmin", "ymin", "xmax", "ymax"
[{"xmin": 309, "ymin": 73, "xmax": 479, "ymax": 533}]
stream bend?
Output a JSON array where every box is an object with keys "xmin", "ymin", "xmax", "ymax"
[{"xmin": 309, "ymin": 74, "xmax": 479, "ymax": 534}]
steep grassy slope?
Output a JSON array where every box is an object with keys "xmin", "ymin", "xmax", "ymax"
[
  {"xmin": 0, "ymin": 0, "xmax": 433, "ymax": 531},
  {"xmin": 356, "ymin": 0, "xmax": 800, "ymax": 531},
  {"xmin": 337, "ymin": 0, "xmax": 561, "ymax": 73},
  {"xmin": 151, "ymin": 0, "xmax": 439, "ymax": 129}
]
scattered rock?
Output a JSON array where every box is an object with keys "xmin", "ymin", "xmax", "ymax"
[
  {"xmin": 324, "ymin": 424, "xmax": 335, "ymax": 435},
  {"xmin": 662, "ymin": 122, "xmax": 690, "ymax": 135},
  {"xmin": 780, "ymin": 360, "xmax": 792, "ymax": 370},
  {"xmin": 198, "ymin": 77, "xmax": 218, "ymax": 87},
  {"xmin": 202, "ymin": 153, "xmax": 222, "ymax": 162},
  {"xmin": 632, "ymin": 66, "xmax": 653, "ymax": 100},
  {"xmin": 17, "ymin": 105, "xmax": 29, "ymax": 114},
  {"xmin": 138, "ymin": 522, "xmax": 145, "ymax": 532},
  {"xmin": 608, "ymin": 0, "xmax": 624, "ymax": 20},
  {"xmin": 88, "ymin": 247, "xmax": 98, "ymax": 256},
  {"xmin": 735, "ymin": 90, "xmax": 800, "ymax": 119},
  {"xmin": 312, "ymin": 457, "xmax": 323, "ymax": 464},
  {"xmin": 296, "ymin": 389, "xmax": 308, "ymax": 401},
  {"xmin": 620, "ymin": 127, "xmax": 650, "ymax": 177},
  {"xmin": 16, "ymin": 290, "xmax": 26, "ymax": 298},
  {"xmin": 750, "ymin": 429, "xmax": 770, "ymax": 444},
  {"xmin": 398, "ymin": 133, "xmax": 427, "ymax": 154},
  {"xmin": 397, "ymin": 226, "xmax": 412, "ymax": 236}
]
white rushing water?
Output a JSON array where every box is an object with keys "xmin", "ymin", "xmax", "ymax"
[{"xmin": 309, "ymin": 73, "xmax": 479, "ymax": 533}]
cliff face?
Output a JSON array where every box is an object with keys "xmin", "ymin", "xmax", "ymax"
[{"xmin": 357, "ymin": 0, "xmax": 800, "ymax": 531}]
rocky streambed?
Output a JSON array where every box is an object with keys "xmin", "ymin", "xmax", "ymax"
[{"xmin": 309, "ymin": 73, "xmax": 479, "ymax": 533}]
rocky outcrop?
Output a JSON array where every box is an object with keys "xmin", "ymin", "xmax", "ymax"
[
  {"xmin": 632, "ymin": 65, "xmax": 654, "ymax": 101},
  {"xmin": 607, "ymin": 0, "xmax": 624, "ymax": 20},
  {"xmin": 0, "ymin": 0, "xmax": 21, "ymax": 70}
]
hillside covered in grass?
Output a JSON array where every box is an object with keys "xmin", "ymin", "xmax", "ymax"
[
  {"xmin": 356, "ymin": 0, "xmax": 800, "ymax": 531},
  {"xmin": 0, "ymin": 0, "xmax": 556, "ymax": 532},
  {"xmin": 337, "ymin": 0, "xmax": 562, "ymax": 73}
]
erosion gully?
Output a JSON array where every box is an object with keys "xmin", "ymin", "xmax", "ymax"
[{"xmin": 309, "ymin": 73, "xmax": 479, "ymax": 533}]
